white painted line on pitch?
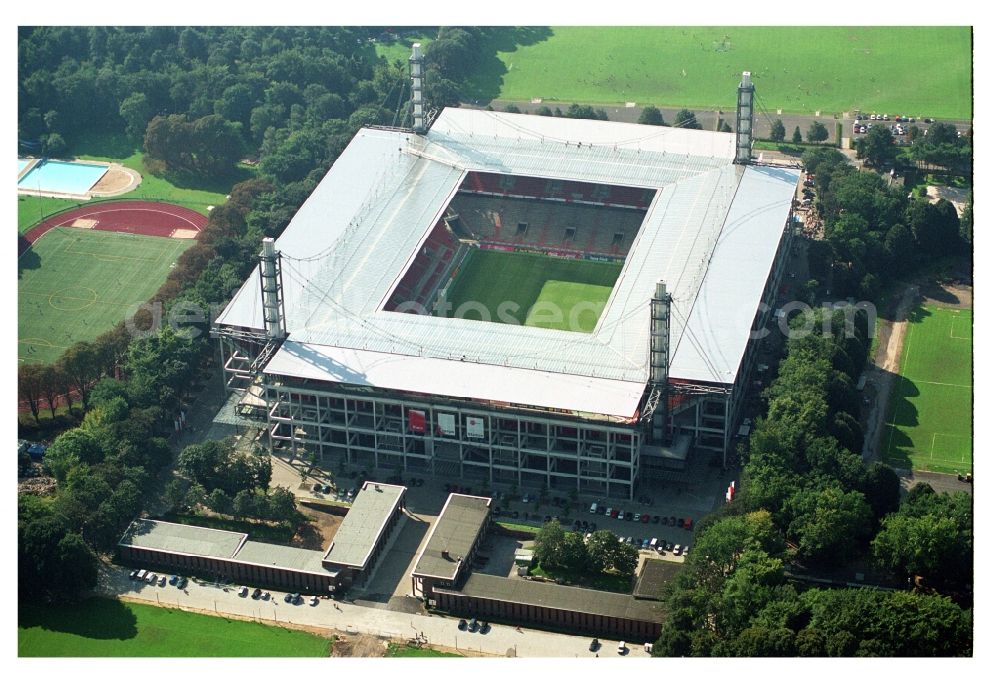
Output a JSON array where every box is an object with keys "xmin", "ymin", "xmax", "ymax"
[{"xmin": 910, "ymin": 379, "xmax": 971, "ymax": 388}]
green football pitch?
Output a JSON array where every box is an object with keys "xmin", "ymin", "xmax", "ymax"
[
  {"xmin": 18, "ymin": 597, "xmax": 331, "ymax": 657},
  {"xmin": 883, "ymin": 305, "xmax": 972, "ymax": 474},
  {"xmin": 492, "ymin": 26, "xmax": 971, "ymax": 119},
  {"xmin": 18, "ymin": 228, "xmax": 195, "ymax": 365},
  {"xmin": 444, "ymin": 249, "xmax": 622, "ymax": 333}
]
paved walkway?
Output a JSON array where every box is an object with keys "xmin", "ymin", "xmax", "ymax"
[{"xmin": 98, "ymin": 565, "xmax": 653, "ymax": 658}]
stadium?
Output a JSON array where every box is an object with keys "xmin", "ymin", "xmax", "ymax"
[{"xmin": 214, "ymin": 61, "xmax": 798, "ymax": 500}]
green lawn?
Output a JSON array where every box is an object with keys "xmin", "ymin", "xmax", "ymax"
[
  {"xmin": 883, "ymin": 305, "xmax": 972, "ymax": 473},
  {"xmin": 444, "ymin": 249, "xmax": 622, "ymax": 333},
  {"xmin": 491, "ymin": 27, "xmax": 971, "ymax": 118},
  {"xmin": 19, "ymin": 597, "xmax": 331, "ymax": 657},
  {"xmin": 18, "ymin": 228, "xmax": 195, "ymax": 365},
  {"xmin": 18, "ymin": 132, "xmax": 238, "ymax": 234}
]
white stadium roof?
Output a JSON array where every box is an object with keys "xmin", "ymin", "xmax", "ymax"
[{"xmin": 216, "ymin": 108, "xmax": 798, "ymax": 419}]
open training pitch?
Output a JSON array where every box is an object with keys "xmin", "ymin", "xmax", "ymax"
[
  {"xmin": 444, "ymin": 249, "xmax": 622, "ymax": 333},
  {"xmin": 18, "ymin": 228, "xmax": 194, "ymax": 365},
  {"xmin": 494, "ymin": 27, "xmax": 971, "ymax": 119},
  {"xmin": 18, "ymin": 597, "xmax": 331, "ymax": 657},
  {"xmin": 883, "ymin": 305, "xmax": 972, "ymax": 474}
]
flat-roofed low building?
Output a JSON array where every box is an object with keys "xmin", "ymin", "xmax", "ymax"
[
  {"xmin": 118, "ymin": 519, "xmax": 341, "ymax": 593},
  {"xmin": 322, "ymin": 481, "xmax": 406, "ymax": 586},
  {"xmin": 633, "ymin": 557, "xmax": 681, "ymax": 601},
  {"xmin": 430, "ymin": 573, "xmax": 663, "ymax": 642},
  {"xmin": 411, "ymin": 493, "xmax": 492, "ymax": 597}
]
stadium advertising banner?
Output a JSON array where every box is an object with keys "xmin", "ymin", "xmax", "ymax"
[
  {"xmin": 408, "ymin": 409, "xmax": 426, "ymax": 433},
  {"xmin": 467, "ymin": 417, "xmax": 485, "ymax": 439},
  {"xmin": 438, "ymin": 412, "xmax": 456, "ymax": 436}
]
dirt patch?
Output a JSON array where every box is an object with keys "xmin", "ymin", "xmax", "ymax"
[
  {"xmin": 171, "ymin": 228, "xmax": 199, "ymax": 238},
  {"xmin": 70, "ymin": 218, "xmax": 97, "ymax": 229},
  {"xmin": 335, "ymin": 634, "xmax": 386, "ymax": 657},
  {"xmin": 293, "ymin": 503, "xmax": 343, "ymax": 550},
  {"xmin": 89, "ymin": 164, "xmax": 141, "ymax": 197},
  {"xmin": 922, "ymin": 282, "xmax": 972, "ymax": 310}
]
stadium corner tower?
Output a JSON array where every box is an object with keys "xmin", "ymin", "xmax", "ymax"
[{"xmin": 214, "ymin": 62, "xmax": 798, "ymax": 499}]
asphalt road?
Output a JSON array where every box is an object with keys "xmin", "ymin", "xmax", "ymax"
[
  {"xmin": 98, "ymin": 565, "xmax": 654, "ymax": 658},
  {"xmin": 482, "ymin": 99, "xmax": 971, "ymax": 145}
]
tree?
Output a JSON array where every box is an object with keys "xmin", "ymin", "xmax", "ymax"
[
  {"xmin": 792, "ymin": 126, "xmax": 802, "ymax": 144},
  {"xmin": 44, "ymin": 428, "xmax": 101, "ymax": 481},
  {"xmin": 609, "ymin": 538, "xmax": 639, "ymax": 574},
  {"xmin": 18, "ymin": 363, "xmax": 44, "ymax": 424},
  {"xmin": 58, "ymin": 341, "xmax": 102, "ymax": 409},
  {"xmin": 164, "ymin": 477, "xmax": 192, "ymax": 513},
  {"xmin": 585, "ymin": 529, "xmax": 620, "ymax": 573},
  {"xmin": 206, "ymin": 488, "xmax": 232, "ymax": 515},
  {"xmin": 559, "ymin": 531, "xmax": 589, "ymax": 571},
  {"xmin": 535, "ymin": 106, "xmax": 553, "ymax": 116},
  {"xmin": 855, "ymin": 124, "xmax": 896, "ymax": 168},
  {"xmin": 42, "ymin": 132, "xmax": 66, "ymax": 156},
  {"xmin": 533, "ymin": 520, "xmax": 565, "ymax": 569},
  {"xmin": 673, "ymin": 109, "xmax": 701, "ymax": 129},
  {"xmin": 503, "ymin": 104, "xmax": 521, "ymax": 114},
  {"xmin": 119, "ymin": 92, "xmax": 152, "ymax": 142},
  {"xmin": 769, "ymin": 119, "xmax": 786, "ymax": 141},
  {"xmin": 637, "ymin": 106, "xmax": 666, "ymax": 126},
  {"xmin": 19, "ymin": 516, "xmax": 98, "ymax": 601},
  {"xmin": 806, "ymin": 121, "xmax": 829, "ymax": 143},
  {"xmin": 785, "ymin": 487, "xmax": 872, "ymax": 564}
]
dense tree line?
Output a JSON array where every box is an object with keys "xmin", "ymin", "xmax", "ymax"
[
  {"xmin": 653, "ymin": 307, "xmax": 971, "ymax": 655},
  {"xmin": 801, "ymin": 146, "xmax": 967, "ymax": 299}
]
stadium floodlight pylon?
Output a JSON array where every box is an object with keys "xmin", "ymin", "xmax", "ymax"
[
  {"xmin": 410, "ymin": 43, "xmax": 426, "ymax": 135},
  {"xmin": 648, "ymin": 280, "xmax": 671, "ymax": 444},
  {"xmin": 735, "ymin": 71, "xmax": 754, "ymax": 164}
]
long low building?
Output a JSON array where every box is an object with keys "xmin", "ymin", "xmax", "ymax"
[
  {"xmin": 118, "ymin": 519, "xmax": 341, "ymax": 594},
  {"xmin": 322, "ymin": 481, "xmax": 407, "ymax": 586},
  {"xmin": 429, "ymin": 572, "xmax": 664, "ymax": 643}
]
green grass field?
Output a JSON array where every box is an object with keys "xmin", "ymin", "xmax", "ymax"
[
  {"xmin": 18, "ymin": 228, "xmax": 195, "ymax": 365},
  {"xmin": 19, "ymin": 597, "xmax": 331, "ymax": 657},
  {"xmin": 883, "ymin": 305, "xmax": 972, "ymax": 474},
  {"xmin": 444, "ymin": 249, "xmax": 622, "ymax": 332},
  {"xmin": 385, "ymin": 643, "xmax": 461, "ymax": 657},
  {"xmin": 18, "ymin": 132, "xmax": 238, "ymax": 234},
  {"xmin": 491, "ymin": 27, "xmax": 971, "ymax": 118}
]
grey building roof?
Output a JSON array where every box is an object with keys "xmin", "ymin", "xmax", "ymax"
[
  {"xmin": 216, "ymin": 108, "xmax": 798, "ymax": 415},
  {"xmin": 323, "ymin": 482, "xmax": 405, "ymax": 569},
  {"xmin": 412, "ymin": 494, "xmax": 492, "ymax": 581},
  {"xmin": 441, "ymin": 573, "xmax": 664, "ymax": 625},
  {"xmin": 118, "ymin": 519, "xmax": 247, "ymax": 559},
  {"xmin": 633, "ymin": 558, "xmax": 682, "ymax": 600},
  {"xmin": 233, "ymin": 540, "xmax": 334, "ymax": 577}
]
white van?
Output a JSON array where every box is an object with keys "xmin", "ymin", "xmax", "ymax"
[
  {"xmin": 649, "ymin": 538, "xmax": 658, "ymax": 550},
  {"xmin": 618, "ymin": 641, "xmax": 627, "ymax": 655},
  {"xmin": 589, "ymin": 502, "xmax": 598, "ymax": 514}
]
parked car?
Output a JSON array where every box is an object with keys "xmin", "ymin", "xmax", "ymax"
[
  {"xmin": 146, "ymin": 573, "xmax": 157, "ymax": 585},
  {"xmin": 625, "ymin": 536, "xmax": 633, "ymax": 546},
  {"xmin": 469, "ymin": 618, "xmax": 480, "ymax": 632},
  {"xmin": 652, "ymin": 515, "xmax": 660, "ymax": 524},
  {"xmin": 674, "ymin": 516, "xmax": 684, "ymax": 527},
  {"xmin": 673, "ymin": 544, "xmax": 683, "ymax": 556},
  {"xmin": 682, "ymin": 545, "xmax": 690, "ymax": 556},
  {"xmin": 610, "ymin": 509, "xmax": 619, "ymax": 519},
  {"xmin": 169, "ymin": 575, "xmax": 179, "ymax": 586},
  {"xmin": 177, "ymin": 577, "xmax": 188, "ymax": 589},
  {"xmin": 158, "ymin": 576, "xmax": 166, "ymax": 587},
  {"xmin": 633, "ymin": 512, "xmax": 641, "ymax": 522},
  {"xmin": 458, "ymin": 618, "xmax": 468, "ymax": 631},
  {"xmin": 291, "ymin": 593, "xmax": 302, "ymax": 604},
  {"xmin": 667, "ymin": 516, "xmax": 676, "ymax": 527},
  {"xmin": 252, "ymin": 587, "xmax": 262, "ymax": 599},
  {"xmin": 641, "ymin": 514, "xmax": 650, "ymax": 523},
  {"xmin": 310, "ymin": 596, "xmax": 319, "ymax": 606},
  {"xmin": 284, "ymin": 593, "xmax": 293, "ymax": 603},
  {"xmin": 261, "ymin": 591, "xmax": 270, "ymax": 600},
  {"xmin": 605, "ymin": 507, "xmax": 613, "ymax": 517},
  {"xmin": 479, "ymin": 621, "xmax": 490, "ymax": 634},
  {"xmin": 624, "ymin": 512, "xmax": 633, "ymax": 521},
  {"xmin": 642, "ymin": 538, "xmax": 650, "ymax": 549},
  {"xmin": 239, "ymin": 586, "xmax": 249, "ymax": 597},
  {"xmin": 617, "ymin": 511, "xmax": 625, "ymax": 520},
  {"xmin": 590, "ymin": 638, "xmax": 600, "ymax": 652},
  {"xmin": 618, "ymin": 641, "xmax": 627, "ymax": 655}
]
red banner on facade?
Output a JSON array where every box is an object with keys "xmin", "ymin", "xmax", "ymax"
[{"xmin": 409, "ymin": 409, "xmax": 426, "ymax": 433}]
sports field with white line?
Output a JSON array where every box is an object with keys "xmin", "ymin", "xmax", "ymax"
[{"xmin": 883, "ymin": 304, "xmax": 972, "ymax": 473}]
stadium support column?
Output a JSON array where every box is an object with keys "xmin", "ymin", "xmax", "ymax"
[
  {"xmin": 410, "ymin": 43, "xmax": 426, "ymax": 135},
  {"xmin": 650, "ymin": 281, "xmax": 671, "ymax": 444},
  {"xmin": 735, "ymin": 71, "xmax": 754, "ymax": 164}
]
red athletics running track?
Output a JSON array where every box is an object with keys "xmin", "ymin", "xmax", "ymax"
[{"xmin": 19, "ymin": 201, "xmax": 207, "ymax": 256}]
